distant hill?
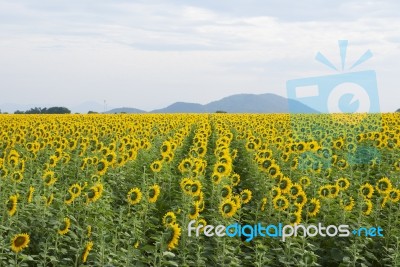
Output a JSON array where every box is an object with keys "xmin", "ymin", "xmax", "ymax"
[
  {"xmin": 148, "ymin": 93, "xmax": 318, "ymax": 113},
  {"xmin": 1, "ymin": 94, "xmax": 319, "ymax": 114},
  {"xmin": 204, "ymin": 93, "xmax": 317, "ymax": 113},
  {"xmin": 105, "ymin": 107, "xmax": 146, "ymax": 114},
  {"xmin": 151, "ymin": 102, "xmax": 206, "ymax": 113}
]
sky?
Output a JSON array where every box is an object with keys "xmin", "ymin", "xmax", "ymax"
[{"xmin": 0, "ymin": 0, "xmax": 399, "ymax": 112}]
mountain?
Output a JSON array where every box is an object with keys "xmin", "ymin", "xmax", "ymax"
[
  {"xmin": 105, "ymin": 107, "xmax": 146, "ymax": 114},
  {"xmin": 1, "ymin": 93, "xmax": 318, "ymax": 114},
  {"xmin": 204, "ymin": 93, "xmax": 317, "ymax": 113},
  {"xmin": 151, "ymin": 102, "xmax": 206, "ymax": 113},
  {"xmin": 148, "ymin": 93, "xmax": 319, "ymax": 113}
]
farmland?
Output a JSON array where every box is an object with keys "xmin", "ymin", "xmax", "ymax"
[{"xmin": 0, "ymin": 113, "xmax": 400, "ymax": 266}]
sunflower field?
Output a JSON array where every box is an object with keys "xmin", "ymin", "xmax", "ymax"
[{"xmin": 1, "ymin": 113, "xmax": 400, "ymax": 266}]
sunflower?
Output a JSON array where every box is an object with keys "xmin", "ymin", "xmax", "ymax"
[
  {"xmin": 362, "ymin": 199, "xmax": 373, "ymax": 216},
  {"xmin": 279, "ymin": 176, "xmax": 292, "ymax": 194},
  {"xmin": 260, "ymin": 158, "xmax": 273, "ymax": 172},
  {"xmin": 196, "ymin": 200, "xmax": 205, "ymax": 212},
  {"xmin": 97, "ymin": 159, "xmax": 108, "ymax": 176},
  {"xmin": 340, "ymin": 196, "xmax": 355, "ymax": 212},
  {"xmin": 290, "ymin": 158, "xmax": 299, "ymax": 171},
  {"xmin": 178, "ymin": 158, "xmax": 193, "ymax": 173},
  {"xmin": 58, "ymin": 217, "xmax": 71, "ymax": 235},
  {"xmin": 360, "ymin": 183, "xmax": 374, "ymax": 199},
  {"xmin": 268, "ymin": 163, "xmax": 280, "ymax": 178},
  {"xmin": 150, "ymin": 160, "xmax": 162, "ymax": 173},
  {"xmin": 127, "ymin": 187, "xmax": 142, "ymax": 205},
  {"xmin": 375, "ymin": 177, "xmax": 392, "ymax": 195},
  {"xmin": 0, "ymin": 167, "xmax": 8, "ymax": 179},
  {"xmin": 221, "ymin": 185, "xmax": 232, "ymax": 199},
  {"xmin": 307, "ymin": 198, "xmax": 321, "ymax": 217},
  {"xmin": 231, "ymin": 173, "xmax": 240, "ymax": 186},
  {"xmin": 180, "ymin": 178, "xmax": 193, "ymax": 195},
  {"xmin": 219, "ymin": 198, "xmax": 238, "ymax": 218},
  {"xmin": 241, "ymin": 189, "xmax": 252, "ymax": 204},
  {"xmin": 289, "ymin": 183, "xmax": 303, "ymax": 198},
  {"xmin": 163, "ymin": 211, "xmax": 177, "ymax": 226},
  {"xmin": 82, "ymin": 241, "xmax": 93, "ymax": 263},
  {"xmin": 166, "ymin": 223, "xmax": 181, "ymax": 250},
  {"xmin": 211, "ymin": 172, "xmax": 222, "ymax": 184},
  {"xmin": 42, "ymin": 171, "xmax": 57, "ymax": 186},
  {"xmin": 12, "ymin": 171, "xmax": 23, "ymax": 183},
  {"xmin": 45, "ymin": 193, "xmax": 54, "ymax": 207},
  {"xmin": 64, "ymin": 193, "xmax": 75, "ymax": 205},
  {"xmin": 337, "ymin": 159, "xmax": 348, "ymax": 170},
  {"xmin": 48, "ymin": 155, "xmax": 58, "ymax": 168},
  {"xmin": 289, "ymin": 212, "xmax": 302, "ymax": 225},
  {"xmin": 329, "ymin": 184, "xmax": 340, "ymax": 198},
  {"xmin": 11, "ymin": 233, "xmax": 30, "ymax": 253},
  {"xmin": 394, "ymin": 160, "xmax": 400, "ymax": 171},
  {"xmin": 148, "ymin": 184, "xmax": 161, "ymax": 203},
  {"xmin": 193, "ymin": 191, "xmax": 204, "ymax": 203},
  {"xmin": 188, "ymin": 202, "xmax": 200, "ymax": 220},
  {"xmin": 260, "ymin": 197, "xmax": 268, "ymax": 211},
  {"xmin": 189, "ymin": 180, "xmax": 202, "ymax": 197},
  {"xmin": 273, "ymin": 195, "xmax": 289, "ymax": 211},
  {"xmin": 27, "ymin": 186, "xmax": 35, "ymax": 203},
  {"xmin": 7, "ymin": 194, "xmax": 18, "ymax": 216},
  {"xmin": 389, "ymin": 189, "xmax": 400, "ymax": 203},
  {"xmin": 69, "ymin": 183, "xmax": 82, "ymax": 197},
  {"xmin": 231, "ymin": 194, "xmax": 242, "ymax": 209},
  {"xmin": 295, "ymin": 191, "xmax": 308, "ymax": 207},
  {"xmin": 213, "ymin": 162, "xmax": 231, "ymax": 176},
  {"xmin": 336, "ymin": 177, "xmax": 350, "ymax": 191},
  {"xmin": 318, "ymin": 185, "xmax": 331, "ymax": 199},
  {"xmin": 270, "ymin": 186, "xmax": 282, "ymax": 199},
  {"xmin": 86, "ymin": 183, "xmax": 104, "ymax": 204}
]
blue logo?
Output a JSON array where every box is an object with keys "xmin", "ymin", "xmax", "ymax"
[{"xmin": 287, "ymin": 40, "xmax": 380, "ymax": 114}]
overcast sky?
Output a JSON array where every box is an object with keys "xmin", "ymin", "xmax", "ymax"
[{"xmin": 0, "ymin": 0, "xmax": 399, "ymax": 112}]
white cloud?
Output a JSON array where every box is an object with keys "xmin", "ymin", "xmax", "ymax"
[{"xmin": 0, "ymin": 1, "xmax": 399, "ymax": 112}]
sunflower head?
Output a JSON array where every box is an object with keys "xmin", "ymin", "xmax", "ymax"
[
  {"xmin": 7, "ymin": 194, "xmax": 18, "ymax": 216},
  {"xmin": 360, "ymin": 183, "xmax": 374, "ymax": 199},
  {"xmin": 11, "ymin": 233, "xmax": 30, "ymax": 253},
  {"xmin": 336, "ymin": 177, "xmax": 350, "ymax": 191},
  {"xmin": 307, "ymin": 198, "xmax": 321, "ymax": 217},
  {"xmin": 231, "ymin": 173, "xmax": 240, "ymax": 186},
  {"xmin": 165, "ymin": 223, "xmax": 181, "ymax": 250},
  {"xmin": 69, "ymin": 183, "xmax": 82, "ymax": 197},
  {"xmin": 219, "ymin": 198, "xmax": 238, "ymax": 218},
  {"xmin": 273, "ymin": 195, "xmax": 290, "ymax": 211},
  {"xmin": 221, "ymin": 185, "xmax": 232, "ymax": 199},
  {"xmin": 163, "ymin": 211, "xmax": 177, "ymax": 226},
  {"xmin": 211, "ymin": 172, "xmax": 222, "ymax": 184},
  {"xmin": 150, "ymin": 160, "xmax": 162, "ymax": 173},
  {"xmin": 148, "ymin": 184, "xmax": 161, "ymax": 203},
  {"xmin": 376, "ymin": 177, "xmax": 392, "ymax": 195},
  {"xmin": 58, "ymin": 217, "xmax": 71, "ymax": 235},
  {"xmin": 189, "ymin": 180, "xmax": 202, "ymax": 197},
  {"xmin": 362, "ymin": 199, "xmax": 373, "ymax": 216},
  {"xmin": 127, "ymin": 187, "xmax": 142, "ymax": 205},
  {"xmin": 241, "ymin": 189, "xmax": 252, "ymax": 204}
]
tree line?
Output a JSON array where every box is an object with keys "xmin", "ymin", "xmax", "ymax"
[{"xmin": 14, "ymin": 107, "xmax": 71, "ymax": 114}]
